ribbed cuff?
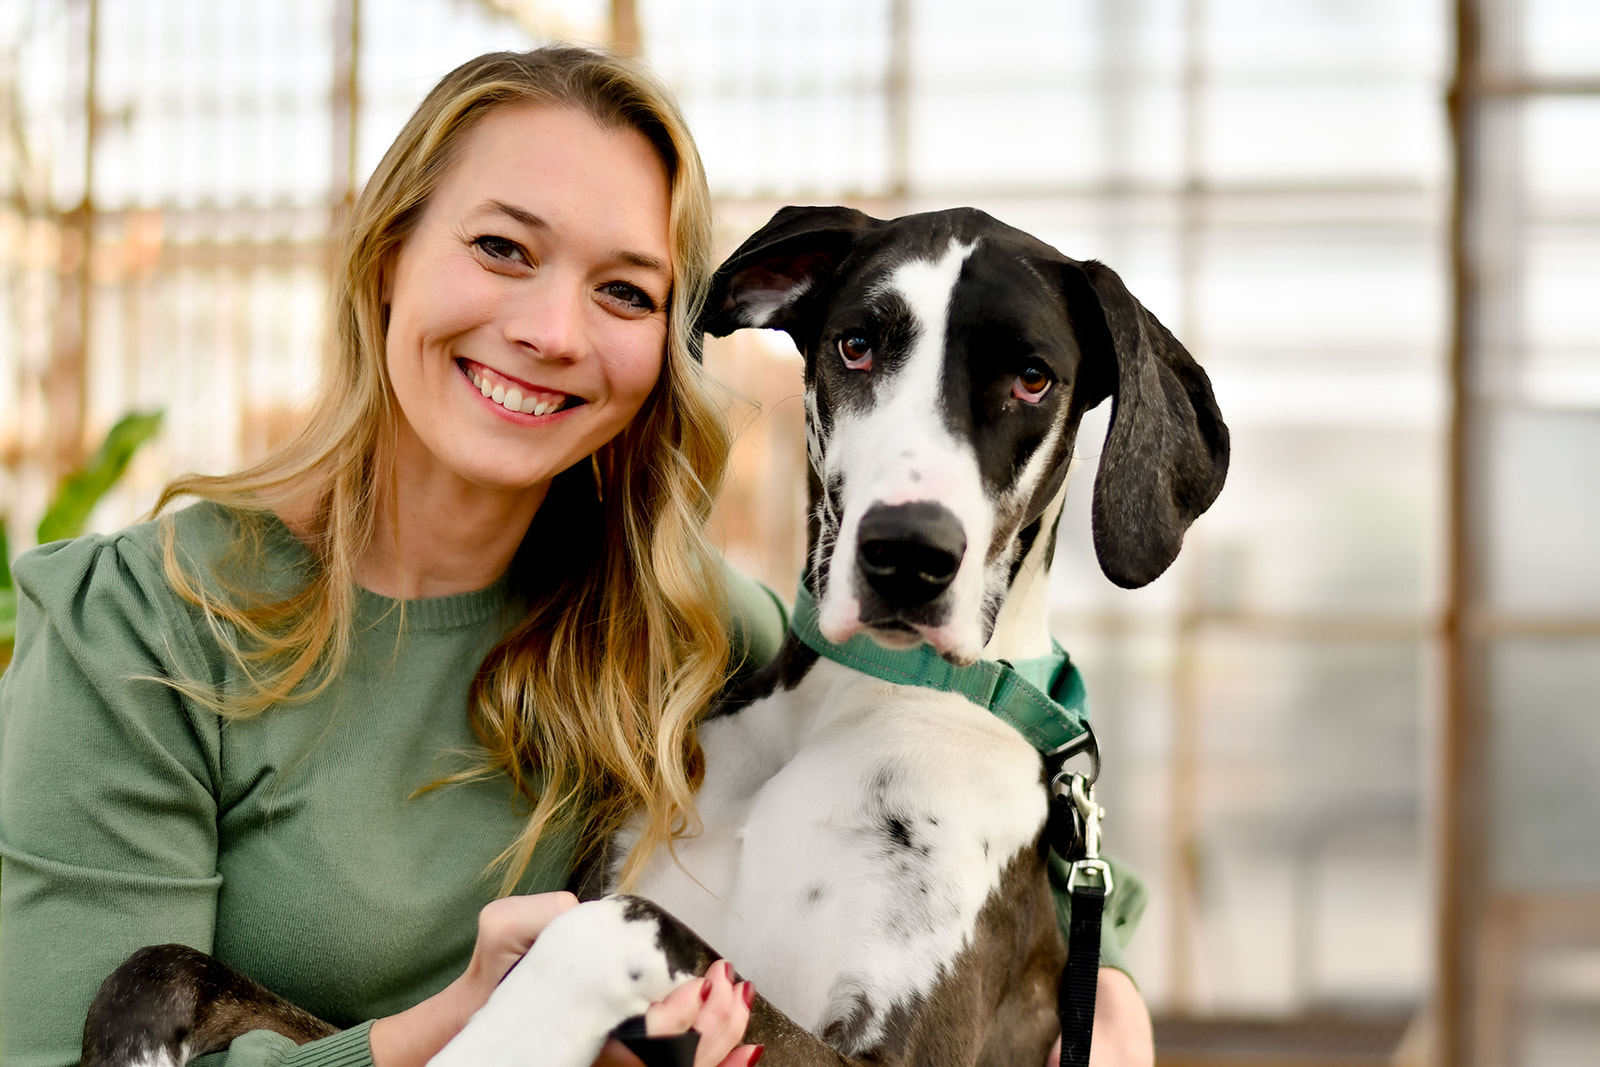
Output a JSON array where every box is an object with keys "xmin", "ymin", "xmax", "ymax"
[
  {"xmin": 284, "ymin": 1021, "xmax": 376, "ymax": 1067},
  {"xmin": 189, "ymin": 1022, "xmax": 374, "ymax": 1067}
]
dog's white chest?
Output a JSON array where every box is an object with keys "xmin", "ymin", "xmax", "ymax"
[{"xmin": 627, "ymin": 661, "xmax": 1048, "ymax": 1049}]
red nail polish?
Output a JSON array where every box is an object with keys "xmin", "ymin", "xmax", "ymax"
[
  {"xmin": 748, "ymin": 1045, "xmax": 765, "ymax": 1065},
  {"xmin": 700, "ymin": 979, "xmax": 713, "ymax": 1003},
  {"xmin": 741, "ymin": 982, "xmax": 756, "ymax": 1008}
]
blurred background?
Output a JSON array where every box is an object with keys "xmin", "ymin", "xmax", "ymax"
[{"xmin": 1, "ymin": 1, "xmax": 1597, "ymax": 1064}]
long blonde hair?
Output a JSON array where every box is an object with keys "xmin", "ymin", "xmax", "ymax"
[{"xmin": 156, "ymin": 46, "xmax": 732, "ymax": 890}]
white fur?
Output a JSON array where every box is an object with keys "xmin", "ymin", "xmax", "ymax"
[
  {"xmin": 625, "ymin": 660, "xmax": 1046, "ymax": 1054},
  {"xmin": 127, "ymin": 1051, "xmax": 180, "ymax": 1067},
  {"xmin": 982, "ymin": 482, "xmax": 1068, "ymax": 663},
  {"xmin": 738, "ymin": 277, "xmax": 812, "ymax": 329},
  {"xmin": 429, "ymin": 899, "xmax": 687, "ymax": 1067},
  {"xmin": 816, "ymin": 240, "xmax": 998, "ymax": 661}
]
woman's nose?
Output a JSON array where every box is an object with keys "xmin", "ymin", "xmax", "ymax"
[{"xmin": 504, "ymin": 273, "xmax": 586, "ymax": 361}]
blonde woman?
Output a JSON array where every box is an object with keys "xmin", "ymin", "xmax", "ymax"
[{"xmin": 0, "ymin": 47, "xmax": 770, "ymax": 1067}]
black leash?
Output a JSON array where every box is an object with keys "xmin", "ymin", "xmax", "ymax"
[
  {"xmin": 1047, "ymin": 727, "xmax": 1111, "ymax": 1067},
  {"xmin": 609, "ymin": 1015, "xmax": 700, "ymax": 1067}
]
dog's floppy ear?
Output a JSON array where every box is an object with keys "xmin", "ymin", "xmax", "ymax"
[
  {"xmin": 1060, "ymin": 259, "xmax": 1229, "ymax": 589},
  {"xmin": 700, "ymin": 205, "xmax": 880, "ymax": 341}
]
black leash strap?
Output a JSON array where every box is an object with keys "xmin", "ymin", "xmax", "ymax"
[
  {"xmin": 1048, "ymin": 730, "xmax": 1111, "ymax": 1067},
  {"xmin": 610, "ymin": 1015, "xmax": 700, "ymax": 1067},
  {"xmin": 1059, "ymin": 872, "xmax": 1107, "ymax": 1067}
]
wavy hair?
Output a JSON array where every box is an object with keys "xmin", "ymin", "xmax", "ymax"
[{"xmin": 155, "ymin": 46, "xmax": 731, "ymax": 891}]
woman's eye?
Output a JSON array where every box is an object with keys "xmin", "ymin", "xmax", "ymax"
[
  {"xmin": 1012, "ymin": 364, "xmax": 1052, "ymax": 403},
  {"xmin": 599, "ymin": 281, "xmax": 658, "ymax": 314},
  {"xmin": 839, "ymin": 335, "xmax": 874, "ymax": 371},
  {"xmin": 473, "ymin": 235, "xmax": 528, "ymax": 264}
]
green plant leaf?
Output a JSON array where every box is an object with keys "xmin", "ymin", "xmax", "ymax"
[
  {"xmin": 2, "ymin": 520, "xmax": 12, "ymax": 673},
  {"xmin": 1, "ymin": 585, "xmax": 16, "ymax": 675},
  {"xmin": 1, "ymin": 586, "xmax": 15, "ymax": 645},
  {"xmin": 35, "ymin": 411, "xmax": 164, "ymax": 546}
]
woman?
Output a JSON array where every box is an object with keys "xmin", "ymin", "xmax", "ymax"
[
  {"xmin": 0, "ymin": 44, "xmax": 1152, "ymax": 1067},
  {"xmin": 0, "ymin": 46, "xmax": 762, "ymax": 1067}
]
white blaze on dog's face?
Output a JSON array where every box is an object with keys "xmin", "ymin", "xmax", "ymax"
[
  {"xmin": 802, "ymin": 226, "xmax": 1091, "ymax": 663},
  {"xmin": 814, "ymin": 242, "xmax": 988, "ymax": 652}
]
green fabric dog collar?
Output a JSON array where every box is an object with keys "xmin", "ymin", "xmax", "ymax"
[{"xmin": 788, "ymin": 579, "xmax": 1090, "ymax": 755}]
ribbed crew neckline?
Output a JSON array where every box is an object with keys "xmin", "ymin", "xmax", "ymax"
[
  {"xmin": 250, "ymin": 505, "xmax": 514, "ymax": 634},
  {"xmin": 353, "ymin": 580, "xmax": 511, "ymax": 633}
]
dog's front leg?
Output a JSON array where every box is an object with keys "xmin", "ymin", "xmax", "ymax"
[{"xmin": 429, "ymin": 897, "xmax": 710, "ymax": 1067}]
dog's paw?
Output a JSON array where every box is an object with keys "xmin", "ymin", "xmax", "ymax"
[{"xmin": 428, "ymin": 897, "xmax": 694, "ymax": 1067}]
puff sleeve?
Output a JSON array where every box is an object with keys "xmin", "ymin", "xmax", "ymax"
[{"xmin": 0, "ymin": 533, "xmax": 374, "ymax": 1067}]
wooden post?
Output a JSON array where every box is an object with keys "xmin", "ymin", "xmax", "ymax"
[
  {"xmin": 47, "ymin": 0, "xmax": 99, "ymax": 483},
  {"xmin": 1438, "ymin": 0, "xmax": 1484, "ymax": 1062},
  {"xmin": 610, "ymin": 0, "xmax": 640, "ymax": 58},
  {"xmin": 886, "ymin": 0, "xmax": 911, "ymax": 206},
  {"xmin": 1166, "ymin": 0, "xmax": 1209, "ymax": 1014},
  {"xmin": 331, "ymin": 0, "xmax": 361, "ymax": 222}
]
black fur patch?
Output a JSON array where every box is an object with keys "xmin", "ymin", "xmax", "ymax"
[
  {"xmin": 82, "ymin": 945, "xmax": 335, "ymax": 1067},
  {"xmin": 619, "ymin": 897, "xmax": 716, "ymax": 981},
  {"xmin": 705, "ymin": 636, "xmax": 818, "ymax": 721}
]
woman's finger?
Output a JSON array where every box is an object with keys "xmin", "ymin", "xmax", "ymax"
[
  {"xmin": 643, "ymin": 975, "xmax": 710, "ymax": 1036},
  {"xmin": 687, "ymin": 961, "xmax": 752, "ymax": 1067},
  {"xmin": 477, "ymin": 892, "xmax": 580, "ymax": 956},
  {"xmin": 461, "ymin": 892, "xmax": 580, "ymax": 997},
  {"xmin": 714, "ymin": 1044, "xmax": 765, "ymax": 1067},
  {"xmin": 631, "ymin": 960, "xmax": 756, "ymax": 1067}
]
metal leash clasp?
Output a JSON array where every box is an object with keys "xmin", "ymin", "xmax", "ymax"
[{"xmin": 1051, "ymin": 768, "xmax": 1113, "ymax": 896}]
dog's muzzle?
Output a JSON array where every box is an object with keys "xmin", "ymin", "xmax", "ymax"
[{"xmin": 855, "ymin": 501, "xmax": 967, "ymax": 608}]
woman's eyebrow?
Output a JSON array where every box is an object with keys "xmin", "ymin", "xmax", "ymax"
[
  {"xmin": 481, "ymin": 198, "xmax": 547, "ymax": 232},
  {"xmin": 614, "ymin": 249, "xmax": 670, "ymax": 278},
  {"xmin": 478, "ymin": 199, "xmax": 669, "ymax": 278}
]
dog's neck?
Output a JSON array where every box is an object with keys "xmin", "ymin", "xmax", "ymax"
[{"xmin": 981, "ymin": 483, "xmax": 1068, "ymax": 664}]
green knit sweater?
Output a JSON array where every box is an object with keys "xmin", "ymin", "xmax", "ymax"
[
  {"xmin": 0, "ymin": 503, "xmax": 788, "ymax": 1067},
  {"xmin": 0, "ymin": 503, "xmax": 1141, "ymax": 1067}
]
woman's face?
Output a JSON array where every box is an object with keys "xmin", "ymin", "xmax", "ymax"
[{"xmin": 383, "ymin": 103, "xmax": 672, "ymax": 506}]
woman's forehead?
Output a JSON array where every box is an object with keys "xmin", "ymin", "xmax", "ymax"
[{"xmin": 428, "ymin": 103, "xmax": 672, "ymax": 263}]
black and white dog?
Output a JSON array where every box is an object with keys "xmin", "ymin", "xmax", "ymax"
[{"xmin": 84, "ymin": 206, "xmax": 1226, "ymax": 1067}]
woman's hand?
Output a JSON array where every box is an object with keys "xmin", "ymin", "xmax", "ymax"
[
  {"xmin": 370, "ymin": 893, "xmax": 761, "ymax": 1067},
  {"xmin": 592, "ymin": 959, "xmax": 763, "ymax": 1067},
  {"xmin": 371, "ymin": 891, "xmax": 581, "ymax": 1067},
  {"xmin": 1044, "ymin": 967, "xmax": 1154, "ymax": 1067}
]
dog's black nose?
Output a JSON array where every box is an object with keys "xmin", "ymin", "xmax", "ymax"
[{"xmin": 856, "ymin": 502, "xmax": 967, "ymax": 607}]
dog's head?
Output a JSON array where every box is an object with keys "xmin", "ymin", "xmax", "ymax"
[{"xmin": 703, "ymin": 206, "xmax": 1228, "ymax": 663}]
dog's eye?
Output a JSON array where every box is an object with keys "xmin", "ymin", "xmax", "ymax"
[
  {"xmin": 839, "ymin": 335, "xmax": 874, "ymax": 371},
  {"xmin": 1012, "ymin": 364, "xmax": 1052, "ymax": 403}
]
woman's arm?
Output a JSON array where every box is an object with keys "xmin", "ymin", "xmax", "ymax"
[
  {"xmin": 1, "ymin": 536, "xmax": 243, "ymax": 1066},
  {"xmin": 1045, "ymin": 969, "xmax": 1154, "ymax": 1067}
]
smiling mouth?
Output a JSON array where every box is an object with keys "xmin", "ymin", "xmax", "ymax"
[{"xmin": 459, "ymin": 360, "xmax": 584, "ymax": 417}]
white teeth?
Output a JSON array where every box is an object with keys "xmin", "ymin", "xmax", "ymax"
[{"xmin": 467, "ymin": 363, "xmax": 563, "ymax": 415}]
